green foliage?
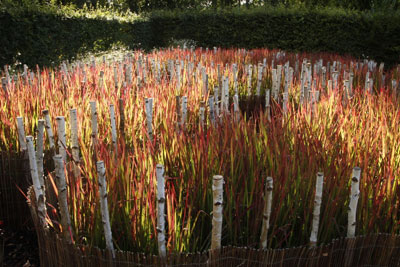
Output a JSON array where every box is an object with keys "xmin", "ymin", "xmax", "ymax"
[
  {"xmin": 147, "ymin": 7, "xmax": 400, "ymax": 66},
  {"xmin": 0, "ymin": 2, "xmax": 399, "ymax": 68},
  {"xmin": 32, "ymin": 0, "xmax": 400, "ymax": 12}
]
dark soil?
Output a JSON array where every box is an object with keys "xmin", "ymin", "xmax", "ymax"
[{"xmin": 1, "ymin": 226, "xmax": 40, "ymax": 267}]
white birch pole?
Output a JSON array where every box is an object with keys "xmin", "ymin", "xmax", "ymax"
[
  {"xmin": 69, "ymin": 109, "xmax": 80, "ymax": 178},
  {"xmin": 214, "ymin": 87, "xmax": 220, "ymax": 121},
  {"xmin": 156, "ymin": 164, "xmax": 166, "ymax": 258},
  {"xmin": 202, "ymin": 67, "xmax": 207, "ymax": 96},
  {"xmin": 126, "ymin": 65, "xmax": 132, "ymax": 86},
  {"xmin": 277, "ymin": 65, "xmax": 282, "ymax": 97},
  {"xmin": 211, "ymin": 175, "xmax": 224, "ymax": 251},
  {"xmin": 265, "ymin": 90, "xmax": 271, "ymax": 122},
  {"xmin": 347, "ymin": 167, "xmax": 361, "ymax": 238},
  {"xmin": 181, "ymin": 96, "xmax": 188, "ymax": 126},
  {"xmin": 223, "ymin": 77, "xmax": 229, "ymax": 113},
  {"xmin": 209, "ymin": 96, "xmax": 215, "ymax": 126},
  {"xmin": 99, "ymin": 71, "xmax": 104, "ymax": 90},
  {"xmin": 27, "ymin": 136, "xmax": 47, "ymax": 227},
  {"xmin": 272, "ymin": 69, "xmax": 279, "ymax": 101},
  {"xmin": 283, "ymin": 92, "xmax": 289, "ymax": 115},
  {"xmin": 36, "ymin": 119, "xmax": 45, "ymax": 190},
  {"xmin": 233, "ymin": 94, "xmax": 240, "ymax": 121},
  {"xmin": 310, "ymin": 172, "xmax": 324, "ymax": 246},
  {"xmin": 247, "ymin": 65, "xmax": 252, "ymax": 96},
  {"xmin": 54, "ymin": 155, "xmax": 72, "ymax": 243},
  {"xmin": 256, "ymin": 64, "xmax": 263, "ymax": 96},
  {"xmin": 113, "ymin": 65, "xmax": 118, "ymax": 89},
  {"xmin": 300, "ymin": 69, "xmax": 305, "ymax": 104},
  {"xmin": 392, "ymin": 80, "xmax": 398, "ymax": 96},
  {"xmin": 156, "ymin": 61, "xmax": 161, "ymax": 84},
  {"xmin": 199, "ymin": 106, "xmax": 205, "ymax": 128},
  {"xmin": 327, "ymin": 80, "xmax": 333, "ymax": 92},
  {"xmin": 17, "ymin": 117, "xmax": 27, "ymax": 151},
  {"xmin": 96, "ymin": 161, "xmax": 115, "ymax": 258},
  {"xmin": 42, "ymin": 109, "xmax": 56, "ymax": 156},
  {"xmin": 233, "ymin": 64, "xmax": 238, "ymax": 96},
  {"xmin": 145, "ymin": 98, "xmax": 153, "ymax": 141},
  {"xmin": 349, "ymin": 72, "xmax": 354, "ymax": 94},
  {"xmin": 109, "ymin": 104, "xmax": 118, "ymax": 155},
  {"xmin": 322, "ymin": 67, "xmax": 327, "ymax": 88},
  {"xmin": 260, "ymin": 177, "xmax": 273, "ymax": 249},
  {"xmin": 56, "ymin": 116, "xmax": 67, "ymax": 164},
  {"xmin": 369, "ymin": 79, "xmax": 373, "ymax": 94},
  {"xmin": 90, "ymin": 101, "xmax": 98, "ymax": 144}
]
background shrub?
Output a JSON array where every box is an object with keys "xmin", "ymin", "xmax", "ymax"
[{"xmin": 0, "ymin": 3, "xmax": 399, "ymax": 68}]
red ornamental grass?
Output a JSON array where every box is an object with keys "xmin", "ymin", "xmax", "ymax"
[{"xmin": 1, "ymin": 48, "xmax": 400, "ymax": 253}]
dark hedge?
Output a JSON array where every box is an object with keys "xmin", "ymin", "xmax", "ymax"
[{"xmin": 0, "ymin": 7, "xmax": 399, "ymax": 68}]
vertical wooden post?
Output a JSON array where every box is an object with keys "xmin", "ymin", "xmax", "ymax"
[
  {"xmin": 347, "ymin": 167, "xmax": 361, "ymax": 238},
  {"xmin": 36, "ymin": 119, "xmax": 45, "ymax": 190},
  {"xmin": 54, "ymin": 155, "xmax": 72, "ymax": 243},
  {"xmin": 202, "ymin": 67, "xmax": 208, "ymax": 97},
  {"xmin": 214, "ymin": 88, "xmax": 220, "ymax": 123},
  {"xmin": 27, "ymin": 136, "xmax": 47, "ymax": 227},
  {"xmin": 392, "ymin": 80, "xmax": 397, "ymax": 96},
  {"xmin": 175, "ymin": 95, "xmax": 181, "ymax": 126},
  {"xmin": 282, "ymin": 92, "xmax": 288, "ymax": 115},
  {"xmin": 349, "ymin": 72, "xmax": 354, "ymax": 94},
  {"xmin": 247, "ymin": 65, "xmax": 252, "ymax": 96},
  {"xmin": 145, "ymin": 98, "xmax": 153, "ymax": 141},
  {"xmin": 199, "ymin": 104, "xmax": 205, "ymax": 129},
  {"xmin": 272, "ymin": 68, "xmax": 278, "ymax": 100},
  {"xmin": 256, "ymin": 63, "xmax": 263, "ymax": 96},
  {"xmin": 96, "ymin": 161, "xmax": 115, "ymax": 258},
  {"xmin": 156, "ymin": 164, "xmax": 166, "ymax": 258},
  {"xmin": 181, "ymin": 96, "xmax": 188, "ymax": 127},
  {"xmin": 223, "ymin": 77, "xmax": 229, "ymax": 113},
  {"xmin": 56, "ymin": 116, "xmax": 67, "ymax": 164},
  {"xmin": 233, "ymin": 94, "xmax": 240, "ymax": 121},
  {"xmin": 310, "ymin": 172, "xmax": 324, "ymax": 246},
  {"xmin": 211, "ymin": 175, "xmax": 224, "ymax": 251},
  {"xmin": 99, "ymin": 71, "xmax": 104, "ymax": 90},
  {"xmin": 208, "ymin": 96, "xmax": 215, "ymax": 126},
  {"xmin": 265, "ymin": 90, "xmax": 271, "ymax": 122},
  {"xmin": 109, "ymin": 104, "xmax": 118, "ymax": 156},
  {"xmin": 260, "ymin": 177, "xmax": 273, "ymax": 249},
  {"xmin": 233, "ymin": 64, "xmax": 238, "ymax": 96},
  {"xmin": 113, "ymin": 65, "xmax": 118, "ymax": 89},
  {"xmin": 17, "ymin": 117, "xmax": 27, "ymax": 151},
  {"xmin": 69, "ymin": 109, "xmax": 80, "ymax": 178}
]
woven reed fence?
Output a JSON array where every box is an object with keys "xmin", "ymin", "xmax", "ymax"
[
  {"xmin": 28, "ymin": 188, "xmax": 400, "ymax": 267},
  {"xmin": 0, "ymin": 151, "xmax": 32, "ymax": 229}
]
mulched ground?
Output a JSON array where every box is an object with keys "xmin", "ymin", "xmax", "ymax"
[{"xmin": 1, "ymin": 226, "xmax": 40, "ymax": 267}]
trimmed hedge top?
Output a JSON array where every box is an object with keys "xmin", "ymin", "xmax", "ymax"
[{"xmin": 0, "ymin": 4, "xmax": 399, "ymax": 68}]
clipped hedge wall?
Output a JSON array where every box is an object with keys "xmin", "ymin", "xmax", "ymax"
[
  {"xmin": 148, "ymin": 8, "xmax": 400, "ymax": 66},
  {"xmin": 0, "ymin": 7, "xmax": 399, "ymax": 68},
  {"xmin": 0, "ymin": 10, "xmax": 140, "ymax": 68}
]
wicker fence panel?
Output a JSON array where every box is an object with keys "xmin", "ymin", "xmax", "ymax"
[
  {"xmin": 28, "ymin": 187, "xmax": 400, "ymax": 267},
  {"xmin": 0, "ymin": 151, "xmax": 31, "ymax": 229}
]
